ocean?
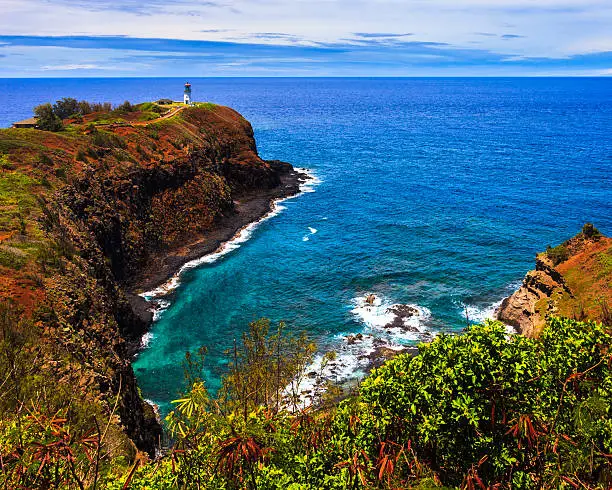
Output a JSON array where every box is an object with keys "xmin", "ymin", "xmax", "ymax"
[{"xmin": 2, "ymin": 78, "xmax": 611, "ymax": 413}]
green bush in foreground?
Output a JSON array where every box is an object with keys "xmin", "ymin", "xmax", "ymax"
[
  {"xmin": 103, "ymin": 317, "xmax": 611, "ymax": 490},
  {"xmin": 2, "ymin": 314, "xmax": 610, "ymax": 488}
]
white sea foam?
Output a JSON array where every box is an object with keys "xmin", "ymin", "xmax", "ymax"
[
  {"xmin": 286, "ymin": 334, "xmax": 378, "ymax": 410},
  {"xmin": 351, "ymin": 294, "xmax": 432, "ymax": 342},
  {"xmin": 151, "ymin": 299, "xmax": 171, "ymax": 321},
  {"xmin": 460, "ymin": 300, "xmax": 517, "ymax": 334},
  {"xmin": 461, "ymin": 300, "xmax": 504, "ymax": 325},
  {"xmin": 288, "ymin": 294, "xmax": 429, "ymax": 409},
  {"xmin": 139, "ymin": 331, "xmax": 154, "ymax": 349},
  {"xmin": 297, "ymin": 167, "xmax": 321, "ymax": 193},
  {"xmin": 459, "ymin": 281, "xmax": 523, "ymax": 334},
  {"xmin": 302, "ymin": 225, "xmax": 318, "ymax": 242}
]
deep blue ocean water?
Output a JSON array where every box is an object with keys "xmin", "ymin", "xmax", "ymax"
[{"xmin": 1, "ymin": 78, "xmax": 611, "ymax": 413}]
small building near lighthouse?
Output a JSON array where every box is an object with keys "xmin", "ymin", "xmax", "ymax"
[
  {"xmin": 184, "ymin": 82, "xmax": 192, "ymax": 104},
  {"xmin": 12, "ymin": 117, "xmax": 39, "ymax": 129}
]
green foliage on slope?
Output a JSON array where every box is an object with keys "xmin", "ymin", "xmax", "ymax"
[{"xmin": 99, "ymin": 317, "xmax": 612, "ymax": 490}]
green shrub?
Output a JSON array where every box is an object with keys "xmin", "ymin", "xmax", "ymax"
[
  {"xmin": 195, "ymin": 102, "xmax": 217, "ymax": 110},
  {"xmin": 37, "ymin": 153, "xmax": 53, "ymax": 167},
  {"xmin": 91, "ymin": 130, "xmax": 126, "ymax": 149},
  {"xmin": 0, "ymin": 154, "xmax": 13, "ymax": 170},
  {"xmin": 137, "ymin": 102, "xmax": 164, "ymax": 114},
  {"xmin": 583, "ymin": 223, "xmax": 602, "ymax": 239},
  {"xmin": 1, "ymin": 312, "xmax": 609, "ymax": 489},
  {"xmin": 351, "ymin": 318, "xmax": 612, "ymax": 487},
  {"xmin": 54, "ymin": 165, "xmax": 67, "ymax": 180},
  {"xmin": 75, "ymin": 148, "xmax": 88, "ymax": 162},
  {"xmin": 546, "ymin": 243, "xmax": 570, "ymax": 265},
  {"xmin": 33, "ymin": 103, "xmax": 63, "ymax": 132},
  {"xmin": 110, "ymin": 317, "xmax": 608, "ymax": 489},
  {"xmin": 0, "ymin": 246, "xmax": 27, "ymax": 270},
  {"xmin": 52, "ymin": 97, "xmax": 80, "ymax": 119},
  {"xmin": 115, "ymin": 100, "xmax": 135, "ymax": 112}
]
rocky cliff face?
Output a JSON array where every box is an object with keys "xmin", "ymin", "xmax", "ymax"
[
  {"xmin": 496, "ymin": 255, "xmax": 573, "ymax": 337},
  {"xmin": 496, "ymin": 228, "xmax": 611, "ymax": 337},
  {"xmin": 0, "ymin": 104, "xmax": 302, "ymax": 459}
]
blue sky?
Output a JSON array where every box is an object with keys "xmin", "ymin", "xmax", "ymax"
[{"xmin": 1, "ymin": 0, "xmax": 611, "ymax": 76}]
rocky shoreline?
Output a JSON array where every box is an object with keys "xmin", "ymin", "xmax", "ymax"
[
  {"xmin": 131, "ymin": 162, "xmax": 309, "ymax": 296},
  {"xmin": 125, "ymin": 163, "xmax": 309, "ymax": 333}
]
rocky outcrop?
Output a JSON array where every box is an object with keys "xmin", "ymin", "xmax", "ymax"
[
  {"xmin": 0, "ymin": 104, "xmax": 303, "ymax": 459},
  {"xmin": 496, "ymin": 255, "xmax": 573, "ymax": 337},
  {"xmin": 496, "ymin": 228, "xmax": 611, "ymax": 337}
]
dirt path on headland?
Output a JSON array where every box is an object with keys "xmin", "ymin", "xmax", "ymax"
[
  {"xmin": 95, "ymin": 105, "xmax": 186, "ymax": 129},
  {"xmin": 133, "ymin": 105, "xmax": 186, "ymax": 126}
]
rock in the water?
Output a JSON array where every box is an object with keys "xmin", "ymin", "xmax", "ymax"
[
  {"xmin": 384, "ymin": 304, "xmax": 421, "ymax": 331},
  {"xmin": 366, "ymin": 345, "xmax": 418, "ymax": 371}
]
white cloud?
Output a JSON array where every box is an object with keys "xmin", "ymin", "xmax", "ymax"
[
  {"xmin": 1, "ymin": 0, "xmax": 611, "ymax": 75},
  {"xmin": 0, "ymin": 0, "xmax": 610, "ymax": 59},
  {"xmin": 40, "ymin": 63, "xmax": 110, "ymax": 70}
]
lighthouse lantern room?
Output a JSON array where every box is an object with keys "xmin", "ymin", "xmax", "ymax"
[{"xmin": 184, "ymin": 82, "xmax": 192, "ymax": 104}]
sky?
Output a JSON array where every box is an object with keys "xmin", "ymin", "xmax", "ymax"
[{"xmin": 1, "ymin": 0, "xmax": 611, "ymax": 76}]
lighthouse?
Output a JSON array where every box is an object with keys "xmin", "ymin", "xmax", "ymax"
[{"xmin": 183, "ymin": 82, "xmax": 192, "ymax": 105}]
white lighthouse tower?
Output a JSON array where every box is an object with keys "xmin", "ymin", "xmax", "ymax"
[{"xmin": 183, "ymin": 82, "xmax": 192, "ymax": 105}]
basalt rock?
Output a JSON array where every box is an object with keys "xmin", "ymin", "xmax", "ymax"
[
  {"xmin": 384, "ymin": 304, "xmax": 420, "ymax": 332},
  {"xmin": 496, "ymin": 229, "xmax": 611, "ymax": 337}
]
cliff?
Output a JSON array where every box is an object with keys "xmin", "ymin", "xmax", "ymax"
[
  {"xmin": 496, "ymin": 225, "xmax": 611, "ymax": 337},
  {"xmin": 0, "ymin": 103, "xmax": 304, "ymax": 460}
]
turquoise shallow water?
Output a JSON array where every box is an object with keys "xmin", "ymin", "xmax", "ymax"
[{"xmin": 2, "ymin": 78, "xmax": 611, "ymax": 413}]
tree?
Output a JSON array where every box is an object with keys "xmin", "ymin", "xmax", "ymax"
[
  {"xmin": 115, "ymin": 100, "xmax": 135, "ymax": 112},
  {"xmin": 33, "ymin": 103, "xmax": 63, "ymax": 131},
  {"xmin": 52, "ymin": 97, "xmax": 80, "ymax": 119},
  {"xmin": 582, "ymin": 222, "xmax": 601, "ymax": 239}
]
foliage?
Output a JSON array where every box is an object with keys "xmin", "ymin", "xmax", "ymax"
[
  {"xmin": 3, "ymin": 312, "xmax": 611, "ymax": 488},
  {"xmin": 582, "ymin": 223, "xmax": 602, "ymax": 239},
  {"xmin": 53, "ymin": 98, "xmax": 81, "ymax": 119},
  {"xmin": 75, "ymin": 148, "xmax": 88, "ymax": 162},
  {"xmin": 218, "ymin": 318, "xmax": 317, "ymax": 415},
  {"xmin": 350, "ymin": 318, "xmax": 612, "ymax": 488},
  {"xmin": 0, "ymin": 170, "xmax": 39, "ymax": 233},
  {"xmin": 34, "ymin": 99, "xmax": 117, "ymax": 130},
  {"xmin": 107, "ymin": 317, "xmax": 612, "ymax": 489},
  {"xmin": 546, "ymin": 243, "xmax": 570, "ymax": 265},
  {"xmin": 0, "ymin": 245, "xmax": 27, "ymax": 269},
  {"xmin": 115, "ymin": 100, "xmax": 136, "ymax": 113},
  {"xmin": 34, "ymin": 103, "xmax": 63, "ymax": 132},
  {"xmin": 90, "ymin": 128, "xmax": 127, "ymax": 149},
  {"xmin": 0, "ymin": 301, "xmax": 125, "ymax": 489},
  {"xmin": 138, "ymin": 102, "xmax": 165, "ymax": 114},
  {"xmin": 194, "ymin": 102, "xmax": 218, "ymax": 111}
]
